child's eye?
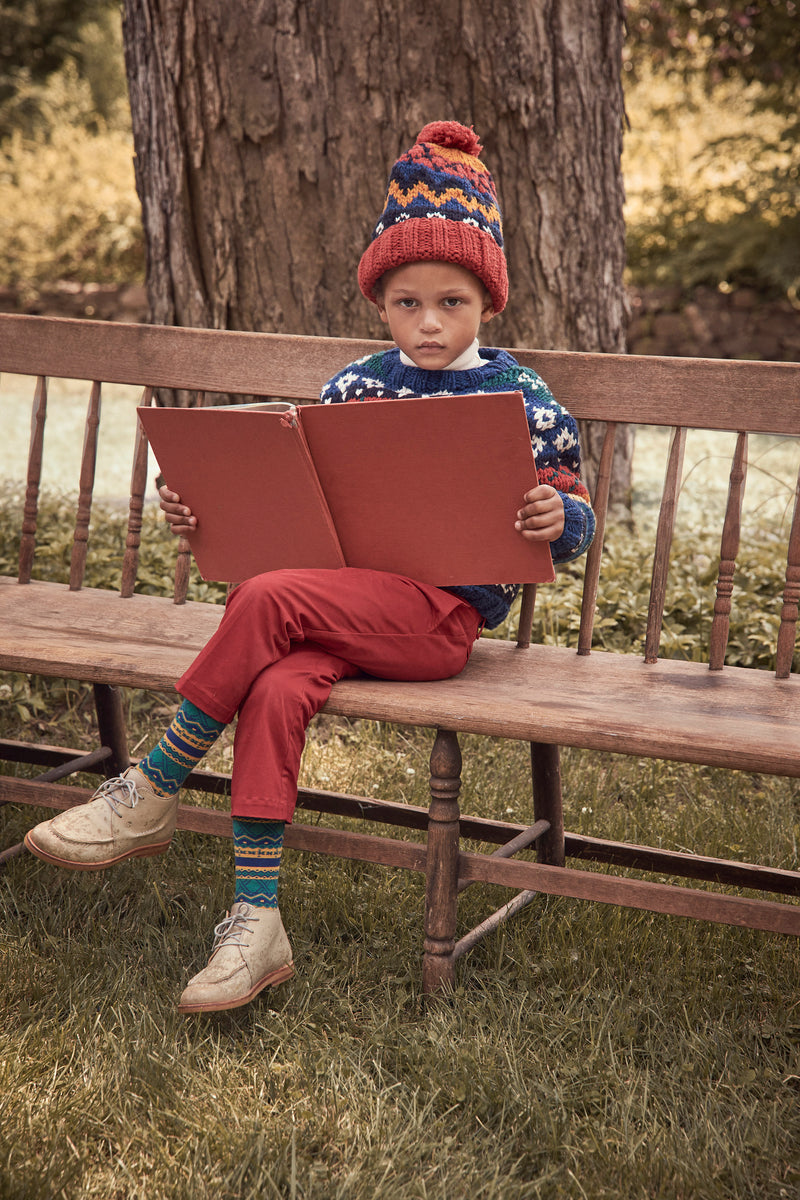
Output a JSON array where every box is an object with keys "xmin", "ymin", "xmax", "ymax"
[
  {"xmin": 442, "ymin": 297, "xmax": 463, "ymax": 308},
  {"xmin": 397, "ymin": 298, "xmax": 418, "ymax": 309}
]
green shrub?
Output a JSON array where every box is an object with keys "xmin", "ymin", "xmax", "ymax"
[
  {"xmin": 0, "ymin": 488, "xmax": 225, "ymax": 604},
  {"xmin": 0, "ymin": 116, "xmax": 143, "ymax": 288},
  {"xmin": 623, "ymin": 72, "xmax": 800, "ymax": 298}
]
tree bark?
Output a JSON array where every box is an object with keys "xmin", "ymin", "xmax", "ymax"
[{"xmin": 122, "ymin": 0, "xmax": 631, "ymax": 511}]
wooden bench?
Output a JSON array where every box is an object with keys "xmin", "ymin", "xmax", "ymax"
[{"xmin": 2, "ymin": 311, "xmax": 799, "ymax": 993}]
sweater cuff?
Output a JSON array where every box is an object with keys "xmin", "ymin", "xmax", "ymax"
[{"xmin": 550, "ymin": 494, "xmax": 596, "ymax": 563}]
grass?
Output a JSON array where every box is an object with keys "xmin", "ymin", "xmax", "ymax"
[
  {"xmin": 1, "ymin": 383, "xmax": 800, "ymax": 1198},
  {"xmin": 2, "ymin": 727, "xmax": 799, "ymax": 1199}
]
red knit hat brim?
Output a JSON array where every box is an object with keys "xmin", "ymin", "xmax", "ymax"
[{"xmin": 358, "ymin": 217, "xmax": 508, "ymax": 315}]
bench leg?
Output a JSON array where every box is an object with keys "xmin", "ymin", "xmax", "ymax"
[
  {"xmin": 530, "ymin": 741, "xmax": 565, "ymax": 867},
  {"xmin": 92, "ymin": 684, "xmax": 130, "ymax": 778},
  {"xmin": 422, "ymin": 728, "xmax": 462, "ymax": 996}
]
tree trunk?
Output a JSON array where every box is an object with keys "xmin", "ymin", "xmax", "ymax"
[{"xmin": 122, "ymin": 0, "xmax": 631, "ymax": 511}]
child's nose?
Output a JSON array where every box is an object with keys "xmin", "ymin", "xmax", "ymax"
[{"xmin": 420, "ymin": 307, "xmax": 442, "ymax": 331}]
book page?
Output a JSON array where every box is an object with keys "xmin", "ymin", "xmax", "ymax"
[
  {"xmin": 138, "ymin": 405, "xmax": 345, "ymax": 581},
  {"xmin": 300, "ymin": 392, "xmax": 554, "ymax": 585}
]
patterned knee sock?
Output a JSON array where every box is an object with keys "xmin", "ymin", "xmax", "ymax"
[
  {"xmin": 232, "ymin": 817, "xmax": 285, "ymax": 909},
  {"xmin": 137, "ymin": 699, "xmax": 226, "ymax": 797}
]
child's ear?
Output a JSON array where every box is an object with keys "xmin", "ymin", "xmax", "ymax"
[
  {"xmin": 374, "ymin": 289, "xmax": 389, "ymax": 325},
  {"xmin": 480, "ymin": 298, "xmax": 495, "ymax": 325}
]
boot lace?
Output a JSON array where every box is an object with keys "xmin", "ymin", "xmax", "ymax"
[
  {"xmin": 212, "ymin": 905, "xmax": 256, "ymax": 950},
  {"xmin": 93, "ymin": 774, "xmax": 141, "ymax": 815}
]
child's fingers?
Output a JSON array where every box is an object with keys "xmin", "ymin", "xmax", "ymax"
[
  {"xmin": 159, "ymin": 483, "xmax": 195, "ymax": 526},
  {"xmin": 165, "ymin": 508, "xmax": 197, "ymax": 529},
  {"xmin": 515, "ymin": 487, "xmax": 564, "ymax": 540}
]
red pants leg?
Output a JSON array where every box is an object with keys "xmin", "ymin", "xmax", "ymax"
[
  {"xmin": 176, "ymin": 568, "xmax": 482, "ymax": 819},
  {"xmin": 230, "ymin": 644, "xmax": 359, "ymax": 819}
]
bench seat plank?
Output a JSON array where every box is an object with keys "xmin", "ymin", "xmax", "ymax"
[
  {"xmin": 3, "ymin": 576, "xmax": 797, "ymax": 778},
  {"xmin": 0, "ymin": 576, "xmax": 221, "ymax": 680}
]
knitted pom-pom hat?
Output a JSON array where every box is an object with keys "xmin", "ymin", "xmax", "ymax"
[{"xmin": 358, "ymin": 121, "xmax": 508, "ymax": 314}]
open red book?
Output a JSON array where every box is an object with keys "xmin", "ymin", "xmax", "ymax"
[{"xmin": 137, "ymin": 392, "xmax": 555, "ymax": 587}]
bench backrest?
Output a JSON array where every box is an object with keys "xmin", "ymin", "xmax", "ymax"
[{"xmin": 2, "ymin": 312, "xmax": 799, "ymax": 676}]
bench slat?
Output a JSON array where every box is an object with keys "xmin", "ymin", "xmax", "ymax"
[{"xmin": 4, "ymin": 313, "xmax": 800, "ymax": 432}]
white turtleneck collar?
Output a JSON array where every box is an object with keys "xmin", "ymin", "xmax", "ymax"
[{"xmin": 399, "ymin": 339, "xmax": 484, "ymax": 372}]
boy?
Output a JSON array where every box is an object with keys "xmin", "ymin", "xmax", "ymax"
[{"xmin": 25, "ymin": 122, "xmax": 595, "ymax": 1013}]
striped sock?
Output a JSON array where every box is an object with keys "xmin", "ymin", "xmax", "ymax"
[
  {"xmin": 138, "ymin": 699, "xmax": 226, "ymax": 797},
  {"xmin": 232, "ymin": 817, "xmax": 285, "ymax": 909}
]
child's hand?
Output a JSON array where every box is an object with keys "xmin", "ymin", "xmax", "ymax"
[
  {"xmin": 515, "ymin": 484, "xmax": 565, "ymax": 542},
  {"xmin": 159, "ymin": 484, "xmax": 197, "ymax": 536}
]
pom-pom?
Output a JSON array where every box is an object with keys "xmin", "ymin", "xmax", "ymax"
[{"xmin": 416, "ymin": 121, "xmax": 483, "ymax": 157}]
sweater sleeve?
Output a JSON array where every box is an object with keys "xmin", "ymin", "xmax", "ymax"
[{"xmin": 519, "ymin": 372, "xmax": 596, "ymax": 563}]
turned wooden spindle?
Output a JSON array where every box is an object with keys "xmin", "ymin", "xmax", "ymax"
[
  {"xmin": 122, "ymin": 388, "xmax": 153, "ymax": 597},
  {"xmin": 709, "ymin": 432, "xmax": 748, "ymax": 671},
  {"xmin": 18, "ymin": 376, "xmax": 48, "ymax": 584},
  {"xmin": 775, "ymin": 466, "xmax": 800, "ymax": 679},
  {"xmin": 171, "ymin": 388, "xmax": 210, "ymax": 604},
  {"xmin": 173, "ymin": 536, "xmax": 192, "ymax": 604},
  {"xmin": 516, "ymin": 583, "xmax": 537, "ymax": 648},
  {"xmin": 578, "ymin": 421, "xmax": 617, "ymax": 656},
  {"xmin": 69, "ymin": 381, "xmax": 101, "ymax": 590},
  {"xmin": 645, "ymin": 426, "xmax": 687, "ymax": 664},
  {"xmin": 422, "ymin": 728, "xmax": 463, "ymax": 995}
]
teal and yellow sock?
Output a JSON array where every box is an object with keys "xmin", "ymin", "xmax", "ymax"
[
  {"xmin": 233, "ymin": 817, "xmax": 285, "ymax": 909},
  {"xmin": 138, "ymin": 699, "xmax": 226, "ymax": 797}
]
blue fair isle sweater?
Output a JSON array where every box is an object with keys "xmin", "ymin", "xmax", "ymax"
[{"xmin": 320, "ymin": 347, "xmax": 596, "ymax": 628}]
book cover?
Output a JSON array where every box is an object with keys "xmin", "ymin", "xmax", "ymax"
[{"xmin": 138, "ymin": 392, "xmax": 555, "ymax": 586}]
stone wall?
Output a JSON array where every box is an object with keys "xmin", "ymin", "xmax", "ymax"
[
  {"xmin": 2, "ymin": 280, "xmax": 799, "ymax": 362},
  {"xmin": 626, "ymin": 286, "xmax": 800, "ymax": 363}
]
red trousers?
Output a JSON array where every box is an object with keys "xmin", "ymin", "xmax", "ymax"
[{"xmin": 176, "ymin": 568, "xmax": 482, "ymax": 821}]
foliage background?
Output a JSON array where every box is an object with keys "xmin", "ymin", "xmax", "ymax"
[
  {"xmin": 0, "ymin": 1, "xmax": 798, "ymax": 305},
  {"xmin": 624, "ymin": 1, "xmax": 800, "ymax": 300}
]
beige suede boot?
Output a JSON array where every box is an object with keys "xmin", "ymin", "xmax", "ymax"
[
  {"xmin": 24, "ymin": 767, "xmax": 178, "ymax": 870},
  {"xmin": 178, "ymin": 902, "xmax": 294, "ymax": 1014}
]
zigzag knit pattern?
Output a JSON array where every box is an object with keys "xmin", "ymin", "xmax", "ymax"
[
  {"xmin": 373, "ymin": 123, "xmax": 502, "ymax": 248},
  {"xmin": 233, "ymin": 818, "xmax": 285, "ymax": 909},
  {"xmin": 320, "ymin": 347, "xmax": 596, "ymax": 628},
  {"xmin": 138, "ymin": 700, "xmax": 226, "ymax": 797}
]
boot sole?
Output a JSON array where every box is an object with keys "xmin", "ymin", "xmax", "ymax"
[
  {"xmin": 177, "ymin": 963, "xmax": 295, "ymax": 1014},
  {"xmin": 23, "ymin": 831, "xmax": 172, "ymax": 871}
]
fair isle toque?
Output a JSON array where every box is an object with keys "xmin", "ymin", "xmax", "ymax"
[{"xmin": 358, "ymin": 121, "xmax": 508, "ymax": 314}]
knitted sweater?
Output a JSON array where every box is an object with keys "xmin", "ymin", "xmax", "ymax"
[{"xmin": 320, "ymin": 347, "xmax": 595, "ymax": 628}]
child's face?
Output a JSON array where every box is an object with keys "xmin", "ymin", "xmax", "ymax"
[{"xmin": 376, "ymin": 261, "xmax": 494, "ymax": 371}]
